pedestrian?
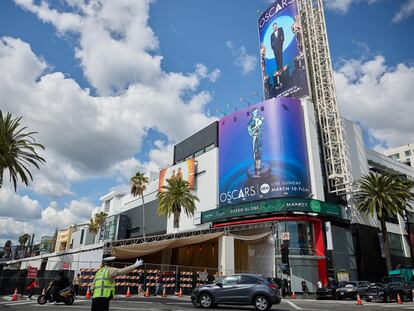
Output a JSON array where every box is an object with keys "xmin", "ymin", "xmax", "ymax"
[
  {"xmin": 25, "ymin": 279, "xmax": 38, "ymax": 300},
  {"xmin": 154, "ymin": 271, "xmax": 164, "ymax": 296},
  {"xmin": 91, "ymin": 256, "xmax": 144, "ymax": 311},
  {"xmin": 138, "ymin": 271, "xmax": 145, "ymax": 296},
  {"xmin": 301, "ymin": 279, "xmax": 309, "ymax": 296},
  {"xmin": 282, "ymin": 278, "xmax": 288, "ymax": 297},
  {"xmin": 73, "ymin": 273, "xmax": 80, "ymax": 295},
  {"xmin": 317, "ymin": 280, "xmax": 322, "ymax": 289}
]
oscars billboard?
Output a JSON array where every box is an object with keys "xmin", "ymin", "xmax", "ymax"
[
  {"xmin": 219, "ymin": 98, "xmax": 311, "ymax": 207},
  {"xmin": 158, "ymin": 159, "xmax": 196, "ymax": 192},
  {"xmin": 258, "ymin": 0, "xmax": 310, "ymax": 99}
]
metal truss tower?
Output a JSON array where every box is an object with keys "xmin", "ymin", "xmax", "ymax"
[{"xmin": 298, "ymin": 0, "xmax": 350, "ymax": 194}]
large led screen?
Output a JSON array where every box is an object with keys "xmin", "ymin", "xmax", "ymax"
[
  {"xmin": 219, "ymin": 98, "xmax": 311, "ymax": 207},
  {"xmin": 258, "ymin": 0, "xmax": 310, "ymax": 99},
  {"xmin": 158, "ymin": 158, "xmax": 195, "ymax": 192}
]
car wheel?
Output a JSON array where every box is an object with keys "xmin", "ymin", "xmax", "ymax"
[
  {"xmin": 64, "ymin": 296, "xmax": 74, "ymax": 305},
  {"xmin": 254, "ymin": 295, "xmax": 271, "ymax": 311},
  {"xmin": 199, "ymin": 293, "xmax": 213, "ymax": 308}
]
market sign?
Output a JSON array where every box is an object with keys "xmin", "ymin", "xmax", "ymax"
[{"xmin": 201, "ymin": 198, "xmax": 342, "ymax": 224}]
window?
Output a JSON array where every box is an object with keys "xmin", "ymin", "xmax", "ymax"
[
  {"xmin": 80, "ymin": 229, "xmax": 84, "ymax": 245},
  {"xmin": 104, "ymin": 200, "xmax": 111, "ymax": 212},
  {"xmin": 222, "ymin": 275, "xmax": 241, "ymax": 285},
  {"xmin": 275, "ymin": 221, "xmax": 315, "ymax": 255},
  {"xmin": 241, "ymin": 275, "xmax": 260, "ymax": 284},
  {"xmin": 205, "ymin": 143, "xmax": 215, "ymax": 152},
  {"xmin": 405, "ymin": 150, "xmax": 411, "ymax": 157},
  {"xmin": 390, "ymin": 153, "xmax": 400, "ymax": 160},
  {"xmin": 194, "ymin": 149, "xmax": 204, "ymax": 157},
  {"xmin": 388, "ymin": 233, "xmax": 404, "ymax": 257}
]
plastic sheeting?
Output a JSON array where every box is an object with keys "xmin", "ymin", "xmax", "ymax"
[{"xmin": 112, "ymin": 232, "xmax": 224, "ymax": 259}]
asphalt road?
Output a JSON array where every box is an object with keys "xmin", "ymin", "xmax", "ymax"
[{"xmin": 0, "ymin": 297, "xmax": 412, "ymax": 311}]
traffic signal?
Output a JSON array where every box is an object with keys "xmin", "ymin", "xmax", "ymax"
[{"xmin": 281, "ymin": 243, "xmax": 289, "ymax": 264}]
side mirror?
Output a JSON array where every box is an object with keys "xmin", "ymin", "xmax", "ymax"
[{"xmin": 216, "ymin": 282, "xmax": 223, "ymax": 288}]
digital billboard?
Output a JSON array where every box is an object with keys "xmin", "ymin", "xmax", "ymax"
[
  {"xmin": 219, "ymin": 98, "xmax": 311, "ymax": 207},
  {"xmin": 158, "ymin": 158, "xmax": 195, "ymax": 192},
  {"xmin": 258, "ymin": 0, "xmax": 310, "ymax": 99}
]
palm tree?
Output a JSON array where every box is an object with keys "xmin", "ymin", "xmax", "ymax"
[
  {"xmin": 130, "ymin": 171, "xmax": 149, "ymax": 238},
  {"xmin": 0, "ymin": 111, "xmax": 45, "ymax": 190},
  {"xmin": 18, "ymin": 233, "xmax": 31, "ymax": 258},
  {"xmin": 157, "ymin": 176, "xmax": 199, "ymax": 231},
  {"xmin": 354, "ymin": 172, "xmax": 414, "ymax": 271},
  {"xmin": 88, "ymin": 212, "xmax": 108, "ymax": 241},
  {"xmin": 3, "ymin": 240, "xmax": 12, "ymax": 260}
]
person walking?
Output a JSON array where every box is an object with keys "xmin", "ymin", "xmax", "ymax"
[
  {"xmin": 25, "ymin": 279, "xmax": 38, "ymax": 300},
  {"xmin": 301, "ymin": 279, "xmax": 309, "ymax": 296},
  {"xmin": 154, "ymin": 271, "xmax": 164, "ymax": 296},
  {"xmin": 73, "ymin": 273, "xmax": 80, "ymax": 296},
  {"xmin": 91, "ymin": 256, "xmax": 143, "ymax": 311}
]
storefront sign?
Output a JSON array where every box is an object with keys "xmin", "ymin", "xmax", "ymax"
[
  {"xmin": 337, "ymin": 272, "xmax": 349, "ymax": 282},
  {"xmin": 281, "ymin": 232, "xmax": 290, "ymax": 241},
  {"xmin": 27, "ymin": 266, "xmax": 38, "ymax": 278},
  {"xmin": 201, "ymin": 198, "xmax": 342, "ymax": 223}
]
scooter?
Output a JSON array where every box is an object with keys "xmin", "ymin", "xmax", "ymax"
[{"xmin": 37, "ymin": 283, "xmax": 76, "ymax": 305}]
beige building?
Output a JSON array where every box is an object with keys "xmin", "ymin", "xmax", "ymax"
[{"xmin": 54, "ymin": 226, "xmax": 75, "ymax": 252}]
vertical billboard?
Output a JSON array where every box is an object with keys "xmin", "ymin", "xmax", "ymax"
[
  {"xmin": 219, "ymin": 98, "xmax": 311, "ymax": 207},
  {"xmin": 158, "ymin": 158, "xmax": 196, "ymax": 192},
  {"xmin": 258, "ymin": 0, "xmax": 309, "ymax": 99}
]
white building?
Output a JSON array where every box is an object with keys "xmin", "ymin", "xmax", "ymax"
[{"xmin": 383, "ymin": 143, "xmax": 414, "ymax": 168}]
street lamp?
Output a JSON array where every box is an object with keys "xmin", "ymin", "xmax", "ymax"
[
  {"xmin": 226, "ymin": 103, "xmax": 238, "ymax": 112},
  {"xmin": 239, "ymin": 97, "xmax": 251, "ymax": 107},
  {"xmin": 252, "ymin": 91, "xmax": 264, "ymax": 101},
  {"xmin": 216, "ymin": 108, "xmax": 226, "ymax": 116}
]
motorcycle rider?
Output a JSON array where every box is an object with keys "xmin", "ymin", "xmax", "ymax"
[
  {"xmin": 91, "ymin": 256, "xmax": 143, "ymax": 311},
  {"xmin": 51, "ymin": 270, "xmax": 70, "ymax": 302}
]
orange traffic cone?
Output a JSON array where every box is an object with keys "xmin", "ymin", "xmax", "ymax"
[
  {"xmin": 397, "ymin": 293, "xmax": 403, "ymax": 304},
  {"xmin": 162, "ymin": 287, "xmax": 167, "ymax": 298},
  {"xmin": 85, "ymin": 287, "xmax": 91, "ymax": 299},
  {"xmin": 291, "ymin": 291, "xmax": 296, "ymax": 299},
  {"xmin": 11, "ymin": 289, "xmax": 18, "ymax": 301},
  {"xmin": 356, "ymin": 294, "xmax": 363, "ymax": 305},
  {"xmin": 145, "ymin": 287, "xmax": 150, "ymax": 297},
  {"xmin": 125, "ymin": 286, "xmax": 131, "ymax": 297}
]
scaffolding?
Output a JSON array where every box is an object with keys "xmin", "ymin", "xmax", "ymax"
[{"xmin": 298, "ymin": 0, "xmax": 350, "ymax": 194}]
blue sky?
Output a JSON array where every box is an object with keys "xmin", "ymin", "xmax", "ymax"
[{"xmin": 0, "ymin": 0, "xmax": 413, "ymax": 243}]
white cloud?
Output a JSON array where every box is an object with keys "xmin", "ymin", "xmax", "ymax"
[
  {"xmin": 40, "ymin": 200, "xmax": 95, "ymax": 229},
  {"xmin": 335, "ymin": 55, "xmax": 414, "ymax": 149},
  {"xmin": 323, "ymin": 0, "xmax": 379, "ymax": 13},
  {"xmin": 0, "ymin": 218, "xmax": 35, "ymax": 241},
  {"xmin": 0, "ymin": 188, "xmax": 41, "ymax": 219},
  {"xmin": 1, "ymin": 1, "xmax": 219, "ymax": 198},
  {"xmin": 226, "ymin": 41, "xmax": 257, "ymax": 75},
  {"xmin": 392, "ymin": 0, "xmax": 414, "ymax": 22}
]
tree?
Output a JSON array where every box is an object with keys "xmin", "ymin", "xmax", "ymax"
[
  {"xmin": 157, "ymin": 176, "xmax": 199, "ymax": 231},
  {"xmin": 130, "ymin": 171, "xmax": 149, "ymax": 238},
  {"xmin": 88, "ymin": 212, "xmax": 108, "ymax": 240},
  {"xmin": 3, "ymin": 240, "xmax": 12, "ymax": 260},
  {"xmin": 18, "ymin": 233, "xmax": 31, "ymax": 258},
  {"xmin": 0, "ymin": 111, "xmax": 45, "ymax": 190},
  {"xmin": 354, "ymin": 172, "xmax": 414, "ymax": 271}
]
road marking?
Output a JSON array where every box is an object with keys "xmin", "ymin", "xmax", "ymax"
[
  {"xmin": 286, "ymin": 300, "xmax": 303, "ymax": 310},
  {"xmin": 0, "ymin": 301, "xmax": 37, "ymax": 306}
]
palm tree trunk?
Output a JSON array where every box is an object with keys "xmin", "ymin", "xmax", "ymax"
[
  {"xmin": 141, "ymin": 195, "xmax": 146, "ymax": 239},
  {"xmin": 173, "ymin": 212, "xmax": 180, "ymax": 231},
  {"xmin": 380, "ymin": 217, "xmax": 393, "ymax": 272},
  {"xmin": 0, "ymin": 167, "xmax": 3, "ymax": 189}
]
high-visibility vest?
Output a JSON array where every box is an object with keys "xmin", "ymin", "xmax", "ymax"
[{"xmin": 92, "ymin": 267, "xmax": 115, "ymax": 298}]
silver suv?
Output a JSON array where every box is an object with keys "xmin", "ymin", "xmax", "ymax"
[{"xmin": 191, "ymin": 274, "xmax": 281, "ymax": 311}]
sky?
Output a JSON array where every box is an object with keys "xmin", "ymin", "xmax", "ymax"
[{"xmin": 0, "ymin": 0, "xmax": 413, "ymax": 244}]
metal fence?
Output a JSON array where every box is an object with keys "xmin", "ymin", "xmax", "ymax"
[{"xmin": 0, "ymin": 262, "xmax": 221, "ymax": 296}]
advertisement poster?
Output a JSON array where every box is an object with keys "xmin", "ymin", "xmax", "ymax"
[
  {"xmin": 219, "ymin": 98, "xmax": 311, "ymax": 207},
  {"xmin": 258, "ymin": 0, "xmax": 310, "ymax": 99},
  {"xmin": 158, "ymin": 158, "xmax": 196, "ymax": 192}
]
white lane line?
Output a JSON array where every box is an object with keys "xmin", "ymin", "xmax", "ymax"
[
  {"xmin": 286, "ymin": 300, "xmax": 303, "ymax": 310},
  {"xmin": 0, "ymin": 301, "xmax": 37, "ymax": 306}
]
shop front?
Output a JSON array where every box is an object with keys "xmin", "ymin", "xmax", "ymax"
[{"xmin": 201, "ymin": 197, "xmax": 346, "ymax": 293}]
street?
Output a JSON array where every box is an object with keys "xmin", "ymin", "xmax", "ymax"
[{"xmin": 0, "ymin": 297, "xmax": 412, "ymax": 311}]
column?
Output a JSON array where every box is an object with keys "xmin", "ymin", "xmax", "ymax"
[{"xmin": 218, "ymin": 235, "xmax": 235, "ymax": 275}]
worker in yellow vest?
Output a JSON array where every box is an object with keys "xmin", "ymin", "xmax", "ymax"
[{"xmin": 91, "ymin": 256, "xmax": 143, "ymax": 311}]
